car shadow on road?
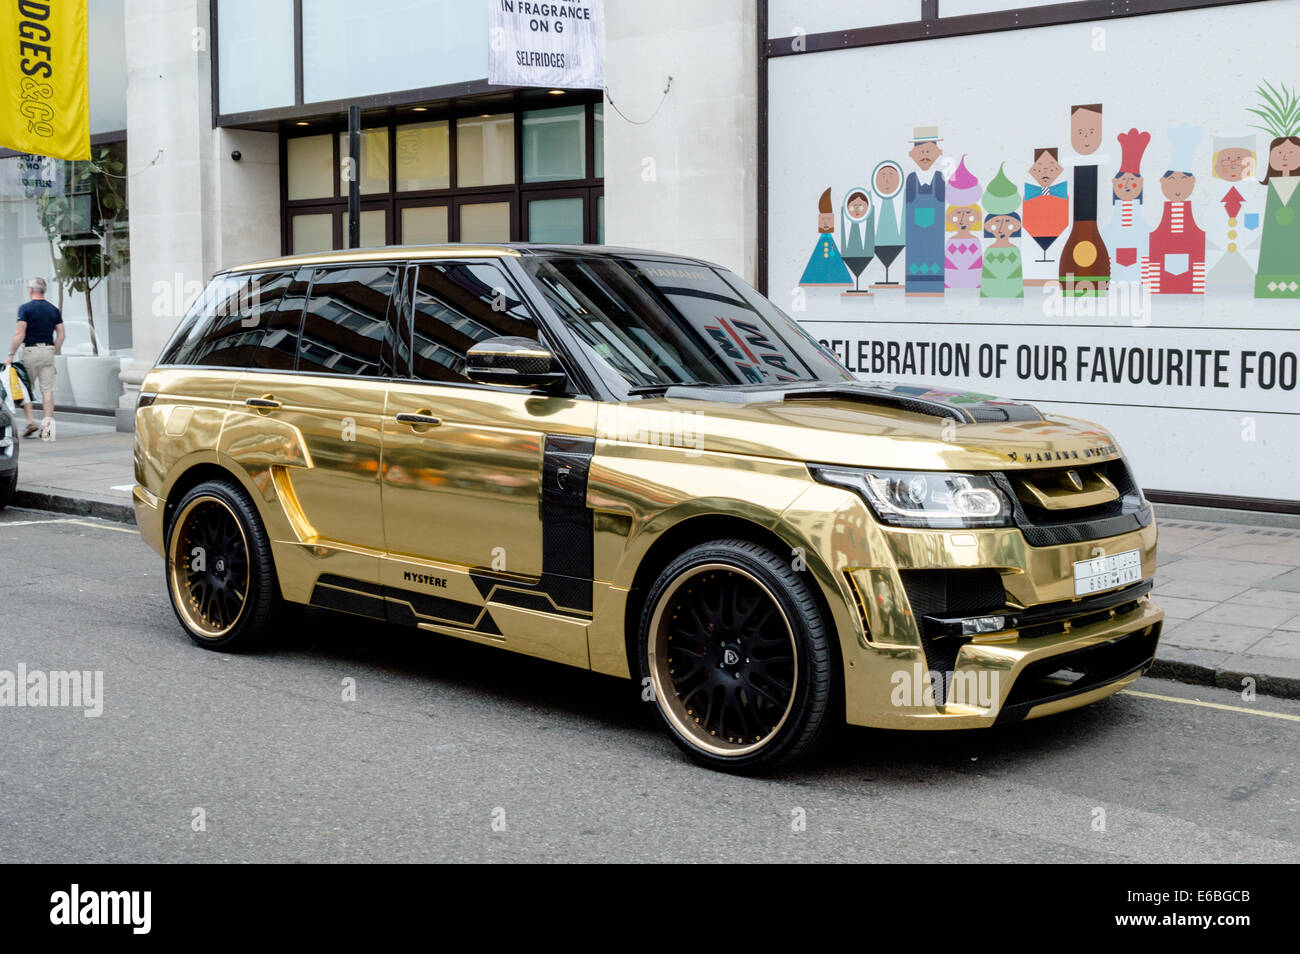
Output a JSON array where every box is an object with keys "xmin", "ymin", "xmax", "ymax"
[{"xmin": 265, "ymin": 606, "xmax": 1129, "ymax": 777}]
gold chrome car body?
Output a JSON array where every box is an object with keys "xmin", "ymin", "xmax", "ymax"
[{"xmin": 135, "ymin": 244, "xmax": 1163, "ymax": 732}]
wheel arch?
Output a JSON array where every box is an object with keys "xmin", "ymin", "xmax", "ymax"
[{"xmin": 623, "ymin": 513, "xmax": 844, "ymax": 712}]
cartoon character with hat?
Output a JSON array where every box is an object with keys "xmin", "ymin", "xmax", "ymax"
[
  {"xmin": 1144, "ymin": 123, "xmax": 1207, "ymax": 294},
  {"xmin": 981, "ymin": 163, "xmax": 1024, "ymax": 298},
  {"xmin": 1103, "ymin": 128, "xmax": 1152, "ymax": 288},
  {"xmin": 904, "ymin": 126, "xmax": 946, "ymax": 297},
  {"xmin": 944, "ymin": 156, "xmax": 983, "ymax": 290},
  {"xmin": 798, "ymin": 187, "xmax": 853, "ymax": 287}
]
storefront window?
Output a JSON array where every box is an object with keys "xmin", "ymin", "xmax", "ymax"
[
  {"xmin": 337, "ymin": 128, "xmax": 390, "ymax": 195},
  {"xmin": 456, "ymin": 115, "xmax": 515, "ymax": 187},
  {"xmin": 357, "ymin": 210, "xmax": 387, "ymax": 248},
  {"xmin": 0, "ymin": 145, "xmax": 131, "ymax": 407},
  {"xmin": 282, "ymin": 102, "xmax": 601, "ymax": 251},
  {"xmin": 529, "ymin": 197, "xmax": 584, "ymax": 243},
  {"xmin": 593, "ymin": 104, "xmax": 604, "ymax": 179},
  {"xmin": 523, "ymin": 106, "xmax": 586, "ymax": 183},
  {"xmin": 287, "ymin": 134, "xmax": 335, "ymax": 201},
  {"xmin": 400, "ymin": 205, "xmax": 449, "ymax": 244},
  {"xmin": 395, "ymin": 122, "xmax": 450, "ymax": 191},
  {"xmin": 460, "ymin": 202, "xmax": 511, "ymax": 243},
  {"xmin": 292, "ymin": 212, "xmax": 333, "ymax": 254}
]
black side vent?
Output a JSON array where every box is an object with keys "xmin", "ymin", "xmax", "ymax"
[{"xmin": 898, "ymin": 569, "xmax": 1006, "ymax": 704}]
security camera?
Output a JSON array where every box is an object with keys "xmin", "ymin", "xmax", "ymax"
[{"xmin": 231, "ymin": 150, "xmax": 242, "ymax": 161}]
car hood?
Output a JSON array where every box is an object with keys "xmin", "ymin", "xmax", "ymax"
[{"xmin": 596, "ymin": 381, "xmax": 1121, "ymax": 472}]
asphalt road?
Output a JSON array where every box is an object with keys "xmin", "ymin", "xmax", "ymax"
[{"xmin": 1, "ymin": 507, "xmax": 1296, "ymax": 863}]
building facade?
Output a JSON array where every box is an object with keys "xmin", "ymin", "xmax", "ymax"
[{"xmin": 2, "ymin": 0, "xmax": 1293, "ymax": 511}]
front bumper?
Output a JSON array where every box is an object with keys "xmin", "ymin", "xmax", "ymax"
[{"xmin": 781, "ymin": 481, "xmax": 1164, "ymax": 730}]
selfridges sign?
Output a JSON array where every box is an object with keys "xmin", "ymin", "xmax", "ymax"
[
  {"xmin": 0, "ymin": 153, "xmax": 63, "ymax": 197},
  {"xmin": 488, "ymin": 0, "xmax": 604, "ymax": 90}
]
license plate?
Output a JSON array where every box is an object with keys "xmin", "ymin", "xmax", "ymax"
[{"xmin": 1073, "ymin": 548, "xmax": 1142, "ymax": 596}]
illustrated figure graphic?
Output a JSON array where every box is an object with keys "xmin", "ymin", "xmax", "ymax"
[
  {"xmin": 1102, "ymin": 128, "xmax": 1152, "ymax": 288},
  {"xmin": 840, "ymin": 187, "xmax": 876, "ymax": 295},
  {"xmin": 870, "ymin": 159, "xmax": 906, "ymax": 288},
  {"xmin": 1060, "ymin": 103, "xmax": 1111, "ymax": 295},
  {"xmin": 1247, "ymin": 81, "xmax": 1300, "ymax": 299},
  {"xmin": 944, "ymin": 156, "xmax": 983, "ymax": 290},
  {"xmin": 798, "ymin": 187, "xmax": 853, "ymax": 286},
  {"xmin": 1022, "ymin": 148, "xmax": 1069, "ymax": 287},
  {"xmin": 904, "ymin": 126, "xmax": 946, "ymax": 297},
  {"xmin": 1208, "ymin": 130, "xmax": 1259, "ymax": 293},
  {"xmin": 1145, "ymin": 123, "xmax": 1207, "ymax": 295},
  {"xmin": 981, "ymin": 163, "xmax": 1024, "ymax": 298}
]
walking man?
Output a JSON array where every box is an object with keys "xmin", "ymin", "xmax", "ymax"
[{"xmin": 6, "ymin": 277, "xmax": 64, "ymax": 440}]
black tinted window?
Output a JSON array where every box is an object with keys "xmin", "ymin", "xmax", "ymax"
[
  {"xmin": 405, "ymin": 262, "xmax": 537, "ymax": 383},
  {"xmin": 251, "ymin": 275, "xmax": 309, "ymax": 371},
  {"xmin": 189, "ymin": 272, "xmax": 294, "ymax": 368},
  {"xmin": 296, "ymin": 265, "xmax": 398, "ymax": 377},
  {"xmin": 158, "ymin": 274, "xmax": 251, "ymax": 366}
]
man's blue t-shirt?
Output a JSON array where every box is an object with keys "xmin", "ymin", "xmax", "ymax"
[{"xmin": 17, "ymin": 300, "xmax": 62, "ymax": 345}]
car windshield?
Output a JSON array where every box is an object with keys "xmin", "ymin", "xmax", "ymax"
[{"xmin": 521, "ymin": 255, "xmax": 852, "ymax": 397}]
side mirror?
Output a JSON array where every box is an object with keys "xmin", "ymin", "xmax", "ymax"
[{"xmin": 465, "ymin": 336, "xmax": 567, "ymax": 390}]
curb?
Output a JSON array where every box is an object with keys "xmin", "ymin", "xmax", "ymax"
[
  {"xmin": 12, "ymin": 488, "xmax": 135, "ymax": 525},
  {"xmin": 1148, "ymin": 644, "xmax": 1300, "ymax": 700}
]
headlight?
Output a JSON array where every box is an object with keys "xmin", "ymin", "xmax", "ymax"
[{"xmin": 810, "ymin": 466, "xmax": 1013, "ymax": 529}]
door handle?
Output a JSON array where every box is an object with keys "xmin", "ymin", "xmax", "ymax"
[
  {"xmin": 395, "ymin": 410, "xmax": 442, "ymax": 429},
  {"xmin": 245, "ymin": 396, "xmax": 281, "ymax": 410}
]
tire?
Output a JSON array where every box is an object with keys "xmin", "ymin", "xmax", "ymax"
[
  {"xmin": 637, "ymin": 538, "xmax": 836, "ymax": 774},
  {"xmin": 0, "ymin": 471, "xmax": 15, "ymax": 510},
  {"xmin": 164, "ymin": 478, "xmax": 282, "ymax": 651}
]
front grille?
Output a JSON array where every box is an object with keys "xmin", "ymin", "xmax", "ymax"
[
  {"xmin": 995, "ymin": 623, "xmax": 1161, "ymax": 723},
  {"xmin": 994, "ymin": 457, "xmax": 1152, "ymax": 546},
  {"xmin": 899, "ymin": 569, "xmax": 1005, "ymax": 704}
]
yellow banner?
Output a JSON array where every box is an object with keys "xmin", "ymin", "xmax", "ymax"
[{"xmin": 0, "ymin": 0, "xmax": 88, "ymax": 161}]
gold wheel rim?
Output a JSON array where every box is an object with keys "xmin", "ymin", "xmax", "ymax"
[
  {"xmin": 167, "ymin": 495, "xmax": 251, "ymax": 639},
  {"xmin": 648, "ymin": 563, "xmax": 799, "ymax": 758}
]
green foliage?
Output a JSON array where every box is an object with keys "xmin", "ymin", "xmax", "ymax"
[
  {"xmin": 1247, "ymin": 80, "xmax": 1300, "ymax": 139},
  {"xmin": 31, "ymin": 143, "xmax": 129, "ymax": 355}
]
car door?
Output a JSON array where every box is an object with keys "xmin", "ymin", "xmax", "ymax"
[
  {"xmin": 380, "ymin": 258, "xmax": 597, "ymax": 666},
  {"xmin": 228, "ymin": 263, "xmax": 399, "ymax": 598}
]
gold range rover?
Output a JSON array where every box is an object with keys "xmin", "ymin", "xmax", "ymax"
[{"xmin": 133, "ymin": 245, "xmax": 1163, "ymax": 773}]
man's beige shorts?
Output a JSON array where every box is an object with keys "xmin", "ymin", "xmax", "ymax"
[{"xmin": 21, "ymin": 343, "xmax": 56, "ymax": 397}]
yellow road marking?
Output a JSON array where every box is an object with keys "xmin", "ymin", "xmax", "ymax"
[{"xmin": 1123, "ymin": 688, "xmax": 1300, "ymax": 722}]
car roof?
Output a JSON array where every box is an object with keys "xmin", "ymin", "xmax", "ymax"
[{"xmin": 227, "ymin": 243, "xmax": 724, "ymax": 273}]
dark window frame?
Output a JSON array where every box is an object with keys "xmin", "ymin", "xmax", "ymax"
[{"xmin": 278, "ymin": 100, "xmax": 604, "ymax": 254}]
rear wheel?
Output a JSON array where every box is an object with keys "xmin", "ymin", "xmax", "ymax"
[
  {"xmin": 165, "ymin": 478, "xmax": 281, "ymax": 650},
  {"xmin": 638, "ymin": 539, "xmax": 835, "ymax": 773}
]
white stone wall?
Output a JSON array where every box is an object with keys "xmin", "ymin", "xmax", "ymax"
[
  {"xmin": 121, "ymin": 0, "xmax": 279, "ymax": 425},
  {"xmin": 603, "ymin": 0, "xmax": 757, "ymax": 283}
]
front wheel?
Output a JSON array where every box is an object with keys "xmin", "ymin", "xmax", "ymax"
[
  {"xmin": 165, "ymin": 478, "xmax": 281, "ymax": 651},
  {"xmin": 637, "ymin": 539, "xmax": 836, "ymax": 773}
]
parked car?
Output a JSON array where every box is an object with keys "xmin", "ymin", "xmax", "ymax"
[
  {"xmin": 133, "ymin": 245, "xmax": 1163, "ymax": 772},
  {"xmin": 0, "ymin": 405, "xmax": 18, "ymax": 509}
]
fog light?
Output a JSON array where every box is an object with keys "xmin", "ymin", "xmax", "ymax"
[{"xmin": 962, "ymin": 615, "xmax": 1006, "ymax": 636}]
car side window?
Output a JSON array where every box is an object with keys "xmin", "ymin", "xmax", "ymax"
[
  {"xmin": 406, "ymin": 261, "xmax": 537, "ymax": 384},
  {"xmin": 158, "ymin": 273, "xmax": 254, "ymax": 366},
  {"xmin": 185, "ymin": 271, "xmax": 294, "ymax": 368},
  {"xmin": 295, "ymin": 265, "xmax": 399, "ymax": 378},
  {"xmin": 250, "ymin": 273, "xmax": 310, "ymax": 371}
]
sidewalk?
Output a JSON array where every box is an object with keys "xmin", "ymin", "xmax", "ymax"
[{"xmin": 8, "ymin": 424, "xmax": 1300, "ymax": 698}]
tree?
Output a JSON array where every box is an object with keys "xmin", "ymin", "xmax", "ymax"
[{"xmin": 32, "ymin": 143, "xmax": 129, "ymax": 356}]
